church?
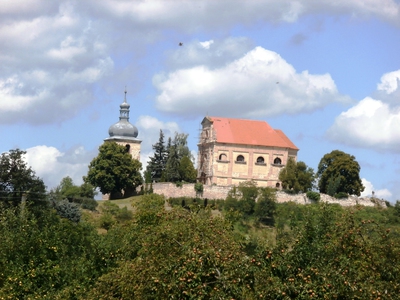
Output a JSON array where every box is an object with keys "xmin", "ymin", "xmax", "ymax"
[
  {"xmin": 197, "ymin": 116, "xmax": 298, "ymax": 188},
  {"xmin": 103, "ymin": 93, "xmax": 298, "ymax": 189}
]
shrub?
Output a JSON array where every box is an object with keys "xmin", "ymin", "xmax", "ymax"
[
  {"xmin": 306, "ymin": 191, "xmax": 321, "ymax": 202},
  {"xmin": 81, "ymin": 198, "xmax": 98, "ymax": 211},
  {"xmin": 334, "ymin": 192, "xmax": 348, "ymax": 199},
  {"xmin": 194, "ymin": 182, "xmax": 203, "ymax": 196},
  {"xmin": 54, "ymin": 200, "xmax": 81, "ymax": 223}
]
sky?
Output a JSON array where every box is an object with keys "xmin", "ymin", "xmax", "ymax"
[{"xmin": 1, "ymin": 0, "xmax": 400, "ymax": 202}]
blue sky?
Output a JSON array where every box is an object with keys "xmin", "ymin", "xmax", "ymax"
[{"xmin": 1, "ymin": 0, "xmax": 400, "ymax": 202}]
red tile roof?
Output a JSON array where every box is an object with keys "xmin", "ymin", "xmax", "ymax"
[{"xmin": 205, "ymin": 117, "xmax": 298, "ymax": 150}]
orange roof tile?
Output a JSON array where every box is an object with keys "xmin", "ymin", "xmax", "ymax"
[{"xmin": 206, "ymin": 117, "xmax": 299, "ymax": 150}]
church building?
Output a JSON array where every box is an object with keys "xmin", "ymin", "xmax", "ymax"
[
  {"xmin": 197, "ymin": 117, "xmax": 298, "ymax": 188},
  {"xmin": 104, "ymin": 90, "xmax": 141, "ymax": 160}
]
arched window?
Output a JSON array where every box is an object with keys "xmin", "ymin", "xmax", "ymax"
[
  {"xmin": 125, "ymin": 144, "xmax": 130, "ymax": 153},
  {"xmin": 236, "ymin": 155, "xmax": 245, "ymax": 162},
  {"xmin": 276, "ymin": 183, "xmax": 280, "ymax": 188},
  {"xmin": 274, "ymin": 157, "xmax": 282, "ymax": 165},
  {"xmin": 256, "ymin": 156, "xmax": 265, "ymax": 163},
  {"xmin": 219, "ymin": 153, "xmax": 227, "ymax": 161}
]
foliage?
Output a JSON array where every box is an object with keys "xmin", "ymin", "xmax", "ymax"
[
  {"xmin": 279, "ymin": 157, "xmax": 314, "ymax": 193},
  {"xmin": 194, "ymin": 182, "xmax": 204, "ymax": 196},
  {"xmin": 49, "ymin": 176, "xmax": 98, "ymax": 211},
  {"xmin": 326, "ymin": 175, "xmax": 341, "ymax": 196},
  {"xmin": 53, "ymin": 199, "xmax": 81, "ymax": 223},
  {"xmin": 178, "ymin": 155, "xmax": 197, "ymax": 183},
  {"xmin": 87, "ymin": 207, "xmax": 254, "ymax": 299},
  {"xmin": 0, "ymin": 206, "xmax": 112, "ymax": 299},
  {"xmin": 334, "ymin": 191, "xmax": 349, "ymax": 199},
  {"xmin": 225, "ymin": 181, "xmax": 258, "ymax": 216},
  {"xmin": 163, "ymin": 144, "xmax": 181, "ymax": 182},
  {"xmin": 0, "ymin": 149, "xmax": 46, "ymax": 207},
  {"xmin": 86, "ymin": 142, "xmax": 142, "ymax": 198},
  {"xmin": 254, "ymin": 187, "xmax": 277, "ymax": 225},
  {"xmin": 145, "ymin": 130, "xmax": 168, "ymax": 183},
  {"xmin": 98, "ymin": 201, "xmax": 133, "ymax": 230},
  {"xmin": 306, "ymin": 191, "xmax": 321, "ymax": 201},
  {"xmin": 317, "ymin": 150, "xmax": 364, "ymax": 196}
]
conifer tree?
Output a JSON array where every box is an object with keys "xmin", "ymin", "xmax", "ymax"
[{"xmin": 146, "ymin": 130, "xmax": 168, "ymax": 183}]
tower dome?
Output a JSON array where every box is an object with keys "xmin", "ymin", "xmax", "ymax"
[{"xmin": 107, "ymin": 90, "xmax": 139, "ymax": 140}]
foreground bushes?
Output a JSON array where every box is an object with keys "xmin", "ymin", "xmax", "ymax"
[{"xmin": 1, "ymin": 194, "xmax": 400, "ymax": 299}]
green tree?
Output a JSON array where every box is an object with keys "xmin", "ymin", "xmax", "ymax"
[
  {"xmin": 164, "ymin": 144, "xmax": 181, "ymax": 182},
  {"xmin": 254, "ymin": 187, "xmax": 277, "ymax": 225},
  {"xmin": 86, "ymin": 142, "xmax": 142, "ymax": 198},
  {"xmin": 178, "ymin": 156, "xmax": 197, "ymax": 182},
  {"xmin": 0, "ymin": 149, "xmax": 46, "ymax": 207},
  {"xmin": 146, "ymin": 130, "xmax": 168, "ymax": 183},
  {"xmin": 317, "ymin": 150, "xmax": 364, "ymax": 196},
  {"xmin": 279, "ymin": 158, "xmax": 314, "ymax": 193}
]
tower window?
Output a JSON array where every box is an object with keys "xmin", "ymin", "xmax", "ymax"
[
  {"xmin": 274, "ymin": 157, "xmax": 282, "ymax": 165},
  {"xmin": 125, "ymin": 144, "xmax": 130, "ymax": 153}
]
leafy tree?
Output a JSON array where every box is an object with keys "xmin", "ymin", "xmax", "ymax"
[
  {"xmin": 317, "ymin": 150, "xmax": 364, "ymax": 196},
  {"xmin": 173, "ymin": 132, "xmax": 193, "ymax": 161},
  {"xmin": 178, "ymin": 155, "xmax": 197, "ymax": 182},
  {"xmin": 0, "ymin": 149, "xmax": 46, "ymax": 207},
  {"xmin": 279, "ymin": 157, "xmax": 314, "ymax": 193},
  {"xmin": 146, "ymin": 130, "xmax": 168, "ymax": 183},
  {"xmin": 163, "ymin": 144, "xmax": 181, "ymax": 182},
  {"xmin": 86, "ymin": 142, "xmax": 142, "ymax": 199},
  {"xmin": 254, "ymin": 187, "xmax": 277, "ymax": 224}
]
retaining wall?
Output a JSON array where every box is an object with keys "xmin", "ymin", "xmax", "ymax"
[{"xmin": 152, "ymin": 183, "xmax": 386, "ymax": 208}]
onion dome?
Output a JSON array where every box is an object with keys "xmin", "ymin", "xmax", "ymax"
[{"xmin": 107, "ymin": 90, "xmax": 139, "ymax": 140}]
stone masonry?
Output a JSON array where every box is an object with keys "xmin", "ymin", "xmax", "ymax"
[{"xmin": 152, "ymin": 182, "xmax": 386, "ymax": 208}]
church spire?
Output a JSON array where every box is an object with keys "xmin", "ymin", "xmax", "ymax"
[{"xmin": 119, "ymin": 88, "xmax": 130, "ymax": 121}]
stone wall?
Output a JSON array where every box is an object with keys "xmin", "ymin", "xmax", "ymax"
[{"xmin": 152, "ymin": 183, "xmax": 386, "ymax": 208}]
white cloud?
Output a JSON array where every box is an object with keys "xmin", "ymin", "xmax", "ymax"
[
  {"xmin": 1, "ymin": 0, "xmax": 399, "ymax": 125},
  {"xmin": 377, "ymin": 69, "xmax": 400, "ymax": 94},
  {"xmin": 24, "ymin": 145, "xmax": 97, "ymax": 190},
  {"xmin": 327, "ymin": 97, "xmax": 400, "ymax": 152},
  {"xmin": 361, "ymin": 178, "xmax": 392, "ymax": 199},
  {"xmin": 154, "ymin": 46, "xmax": 349, "ymax": 118}
]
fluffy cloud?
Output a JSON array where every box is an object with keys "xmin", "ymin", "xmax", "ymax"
[
  {"xmin": 327, "ymin": 71, "xmax": 400, "ymax": 152},
  {"xmin": 2, "ymin": 0, "xmax": 399, "ymax": 125},
  {"xmin": 24, "ymin": 145, "xmax": 97, "ymax": 190},
  {"xmin": 154, "ymin": 46, "xmax": 349, "ymax": 118},
  {"xmin": 361, "ymin": 178, "xmax": 392, "ymax": 200}
]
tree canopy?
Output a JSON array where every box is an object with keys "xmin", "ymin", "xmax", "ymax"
[
  {"xmin": 86, "ymin": 142, "xmax": 142, "ymax": 198},
  {"xmin": 279, "ymin": 157, "xmax": 315, "ymax": 193},
  {"xmin": 317, "ymin": 150, "xmax": 364, "ymax": 196},
  {"xmin": 0, "ymin": 149, "xmax": 46, "ymax": 206}
]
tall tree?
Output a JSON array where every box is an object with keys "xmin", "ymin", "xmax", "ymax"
[
  {"xmin": 86, "ymin": 142, "xmax": 142, "ymax": 198},
  {"xmin": 164, "ymin": 145, "xmax": 181, "ymax": 182},
  {"xmin": 146, "ymin": 130, "xmax": 168, "ymax": 183},
  {"xmin": 178, "ymin": 156, "xmax": 197, "ymax": 183},
  {"xmin": 0, "ymin": 149, "xmax": 46, "ymax": 207},
  {"xmin": 279, "ymin": 158, "xmax": 315, "ymax": 193},
  {"xmin": 317, "ymin": 150, "xmax": 364, "ymax": 196}
]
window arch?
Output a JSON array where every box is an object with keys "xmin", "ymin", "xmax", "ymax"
[
  {"xmin": 256, "ymin": 156, "xmax": 265, "ymax": 164},
  {"xmin": 125, "ymin": 144, "xmax": 131, "ymax": 153},
  {"xmin": 219, "ymin": 153, "xmax": 227, "ymax": 161},
  {"xmin": 276, "ymin": 182, "xmax": 280, "ymax": 188},
  {"xmin": 274, "ymin": 157, "xmax": 282, "ymax": 165},
  {"xmin": 236, "ymin": 155, "xmax": 245, "ymax": 162}
]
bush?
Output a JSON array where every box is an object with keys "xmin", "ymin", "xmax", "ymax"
[
  {"xmin": 334, "ymin": 192, "xmax": 348, "ymax": 199},
  {"xmin": 306, "ymin": 191, "xmax": 321, "ymax": 202},
  {"xmin": 54, "ymin": 200, "xmax": 81, "ymax": 223},
  {"xmin": 81, "ymin": 198, "xmax": 98, "ymax": 211},
  {"xmin": 194, "ymin": 182, "xmax": 203, "ymax": 196}
]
